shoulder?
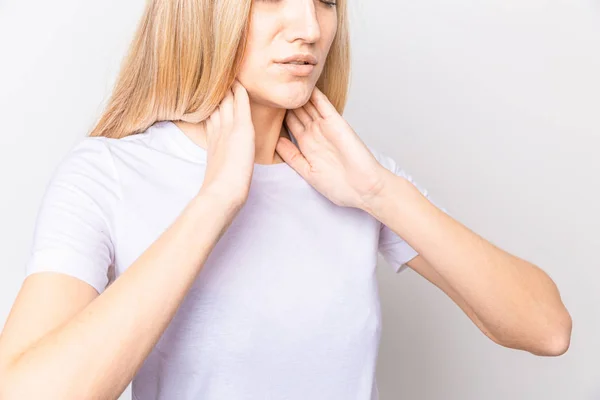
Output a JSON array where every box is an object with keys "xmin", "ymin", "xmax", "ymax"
[
  {"xmin": 45, "ymin": 136, "xmax": 121, "ymax": 207},
  {"xmin": 59, "ymin": 125, "xmax": 157, "ymax": 181},
  {"xmin": 57, "ymin": 136, "xmax": 118, "ymax": 180},
  {"xmin": 66, "ymin": 135, "xmax": 113, "ymax": 157},
  {"xmin": 91, "ymin": 121, "xmax": 179, "ymax": 164}
]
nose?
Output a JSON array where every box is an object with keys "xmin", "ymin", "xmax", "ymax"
[{"xmin": 283, "ymin": 0, "xmax": 322, "ymax": 44}]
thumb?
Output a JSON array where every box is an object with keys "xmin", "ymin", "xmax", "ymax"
[{"xmin": 276, "ymin": 137, "xmax": 310, "ymax": 178}]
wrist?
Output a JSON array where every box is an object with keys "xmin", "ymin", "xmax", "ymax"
[
  {"xmin": 193, "ymin": 190, "xmax": 243, "ymax": 222},
  {"xmin": 197, "ymin": 186, "xmax": 246, "ymax": 212},
  {"xmin": 361, "ymin": 168, "xmax": 397, "ymax": 216},
  {"xmin": 362, "ymin": 170, "xmax": 415, "ymax": 222}
]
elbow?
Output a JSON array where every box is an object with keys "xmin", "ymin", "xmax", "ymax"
[
  {"xmin": 531, "ymin": 311, "xmax": 573, "ymax": 357},
  {"xmin": 496, "ymin": 309, "xmax": 573, "ymax": 357}
]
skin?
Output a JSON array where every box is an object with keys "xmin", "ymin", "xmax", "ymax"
[
  {"xmin": 0, "ymin": 2, "xmax": 340, "ymax": 398},
  {"xmin": 175, "ymin": 0, "xmax": 338, "ymax": 166},
  {"xmin": 0, "ymin": 1, "xmax": 571, "ymax": 398},
  {"xmin": 183, "ymin": 0, "xmax": 572, "ymax": 357},
  {"xmin": 185, "ymin": 0, "xmax": 573, "ymax": 356},
  {"xmin": 277, "ymin": 87, "xmax": 573, "ymax": 356}
]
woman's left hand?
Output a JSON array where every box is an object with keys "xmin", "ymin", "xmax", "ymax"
[{"xmin": 276, "ymin": 86, "xmax": 388, "ymax": 210}]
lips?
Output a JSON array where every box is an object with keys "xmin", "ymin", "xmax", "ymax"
[
  {"xmin": 274, "ymin": 53, "xmax": 318, "ymax": 77},
  {"xmin": 275, "ymin": 53, "xmax": 318, "ymax": 65},
  {"xmin": 274, "ymin": 62, "xmax": 315, "ymax": 77}
]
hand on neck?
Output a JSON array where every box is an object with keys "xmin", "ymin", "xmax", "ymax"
[{"xmin": 173, "ymin": 101, "xmax": 292, "ymax": 166}]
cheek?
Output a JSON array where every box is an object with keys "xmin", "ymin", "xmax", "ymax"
[
  {"xmin": 236, "ymin": 51, "xmax": 264, "ymax": 98},
  {"xmin": 322, "ymin": 24, "xmax": 337, "ymax": 52},
  {"xmin": 319, "ymin": 13, "xmax": 338, "ymax": 51},
  {"xmin": 237, "ymin": 55, "xmax": 254, "ymax": 81},
  {"xmin": 237, "ymin": 28, "xmax": 268, "ymax": 82}
]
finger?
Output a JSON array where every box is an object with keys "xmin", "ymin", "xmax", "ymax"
[
  {"xmin": 303, "ymin": 101, "xmax": 320, "ymax": 120},
  {"xmin": 219, "ymin": 89, "xmax": 235, "ymax": 131},
  {"xmin": 276, "ymin": 137, "xmax": 311, "ymax": 179},
  {"xmin": 232, "ymin": 80, "xmax": 251, "ymax": 123},
  {"xmin": 292, "ymin": 107, "xmax": 312, "ymax": 127},
  {"xmin": 284, "ymin": 110, "xmax": 306, "ymax": 139},
  {"xmin": 310, "ymin": 86, "xmax": 337, "ymax": 119}
]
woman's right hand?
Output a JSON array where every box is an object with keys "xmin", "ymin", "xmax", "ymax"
[{"xmin": 199, "ymin": 80, "xmax": 256, "ymax": 209}]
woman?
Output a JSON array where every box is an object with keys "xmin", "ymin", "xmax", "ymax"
[{"xmin": 0, "ymin": 0, "xmax": 572, "ymax": 399}]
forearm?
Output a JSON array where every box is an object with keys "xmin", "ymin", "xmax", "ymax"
[
  {"xmin": 2, "ymin": 193, "xmax": 239, "ymax": 399},
  {"xmin": 366, "ymin": 171, "xmax": 571, "ymax": 353}
]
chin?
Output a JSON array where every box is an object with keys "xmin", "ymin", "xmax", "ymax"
[{"xmin": 249, "ymin": 81, "xmax": 316, "ymax": 109}]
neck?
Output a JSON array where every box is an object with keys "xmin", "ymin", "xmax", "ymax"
[
  {"xmin": 174, "ymin": 102, "xmax": 291, "ymax": 166},
  {"xmin": 249, "ymin": 101, "xmax": 290, "ymax": 165}
]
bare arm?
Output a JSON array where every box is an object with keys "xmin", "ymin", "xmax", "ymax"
[
  {"xmin": 403, "ymin": 254, "xmax": 503, "ymax": 345},
  {"xmin": 365, "ymin": 172, "xmax": 572, "ymax": 357},
  {"xmin": 0, "ymin": 193, "xmax": 240, "ymax": 399},
  {"xmin": 0, "ymin": 80, "xmax": 255, "ymax": 399}
]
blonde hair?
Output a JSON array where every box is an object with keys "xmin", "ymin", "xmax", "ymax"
[{"xmin": 89, "ymin": 0, "xmax": 350, "ymax": 139}]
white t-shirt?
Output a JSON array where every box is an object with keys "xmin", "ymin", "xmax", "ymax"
[{"xmin": 25, "ymin": 120, "xmax": 446, "ymax": 400}]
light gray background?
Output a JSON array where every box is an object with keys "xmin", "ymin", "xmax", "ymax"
[{"xmin": 0, "ymin": 1, "xmax": 598, "ymax": 399}]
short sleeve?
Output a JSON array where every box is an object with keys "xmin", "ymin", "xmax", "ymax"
[
  {"xmin": 25, "ymin": 137, "xmax": 121, "ymax": 294},
  {"xmin": 368, "ymin": 145, "xmax": 449, "ymax": 274}
]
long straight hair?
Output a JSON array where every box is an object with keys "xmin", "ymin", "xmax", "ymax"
[{"xmin": 89, "ymin": 0, "xmax": 350, "ymax": 139}]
